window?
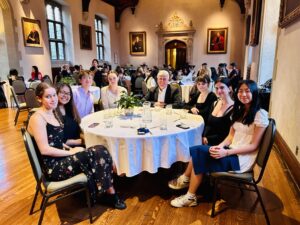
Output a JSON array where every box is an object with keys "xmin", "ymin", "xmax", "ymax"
[
  {"xmin": 46, "ymin": 1, "xmax": 65, "ymax": 60},
  {"xmin": 95, "ymin": 16, "xmax": 104, "ymax": 61}
]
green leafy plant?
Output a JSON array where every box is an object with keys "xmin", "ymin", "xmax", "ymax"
[
  {"xmin": 115, "ymin": 92, "xmax": 142, "ymax": 109},
  {"xmin": 59, "ymin": 76, "xmax": 76, "ymax": 85}
]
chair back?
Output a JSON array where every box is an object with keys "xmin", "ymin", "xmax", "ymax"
[
  {"xmin": 255, "ymin": 118, "xmax": 276, "ymax": 183},
  {"xmin": 42, "ymin": 75, "xmax": 53, "ymax": 85},
  {"xmin": 170, "ymin": 82, "xmax": 182, "ymax": 98},
  {"xmin": 29, "ymin": 81, "xmax": 40, "ymax": 90},
  {"xmin": 12, "ymin": 80, "xmax": 26, "ymax": 95},
  {"xmin": 21, "ymin": 128, "xmax": 43, "ymax": 183},
  {"xmin": 141, "ymin": 80, "xmax": 148, "ymax": 96},
  {"xmin": 135, "ymin": 76, "xmax": 144, "ymax": 89},
  {"xmin": 25, "ymin": 88, "xmax": 41, "ymax": 108},
  {"xmin": 10, "ymin": 86, "xmax": 21, "ymax": 108}
]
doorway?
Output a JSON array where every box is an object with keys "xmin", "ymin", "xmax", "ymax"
[{"xmin": 165, "ymin": 40, "xmax": 187, "ymax": 69}]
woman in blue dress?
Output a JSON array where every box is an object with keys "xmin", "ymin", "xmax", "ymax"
[{"xmin": 169, "ymin": 80, "xmax": 269, "ymax": 207}]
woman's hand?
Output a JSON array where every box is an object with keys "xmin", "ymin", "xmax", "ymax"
[
  {"xmin": 202, "ymin": 137, "xmax": 208, "ymax": 145},
  {"xmin": 154, "ymin": 102, "xmax": 165, "ymax": 108},
  {"xmin": 191, "ymin": 107, "xmax": 199, "ymax": 115},
  {"xmin": 209, "ymin": 146, "xmax": 228, "ymax": 159},
  {"xmin": 69, "ymin": 147, "xmax": 85, "ymax": 155}
]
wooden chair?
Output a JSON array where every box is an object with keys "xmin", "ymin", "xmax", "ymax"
[
  {"xmin": 21, "ymin": 128, "xmax": 93, "ymax": 225},
  {"xmin": 210, "ymin": 118, "xmax": 276, "ymax": 225}
]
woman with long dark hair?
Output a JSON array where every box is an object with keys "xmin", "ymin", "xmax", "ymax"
[
  {"xmin": 30, "ymin": 65, "xmax": 42, "ymax": 81},
  {"xmin": 28, "ymin": 82, "xmax": 126, "ymax": 209},
  {"xmin": 56, "ymin": 83, "xmax": 82, "ymax": 146},
  {"xmin": 169, "ymin": 80, "xmax": 269, "ymax": 207}
]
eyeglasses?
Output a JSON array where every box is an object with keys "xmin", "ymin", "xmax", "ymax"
[{"xmin": 59, "ymin": 91, "xmax": 71, "ymax": 96}]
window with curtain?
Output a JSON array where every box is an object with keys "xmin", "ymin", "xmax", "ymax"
[
  {"xmin": 46, "ymin": 1, "xmax": 65, "ymax": 60},
  {"xmin": 95, "ymin": 16, "xmax": 104, "ymax": 61}
]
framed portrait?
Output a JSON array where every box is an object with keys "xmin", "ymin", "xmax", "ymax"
[
  {"xmin": 79, "ymin": 24, "xmax": 92, "ymax": 50},
  {"xmin": 279, "ymin": 0, "xmax": 300, "ymax": 28},
  {"xmin": 249, "ymin": 0, "xmax": 262, "ymax": 46},
  {"xmin": 21, "ymin": 17, "xmax": 42, "ymax": 47},
  {"xmin": 207, "ymin": 28, "xmax": 228, "ymax": 54},
  {"xmin": 129, "ymin": 31, "xmax": 146, "ymax": 56}
]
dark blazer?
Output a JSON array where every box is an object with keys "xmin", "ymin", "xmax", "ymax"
[{"xmin": 143, "ymin": 84, "xmax": 182, "ymax": 108}]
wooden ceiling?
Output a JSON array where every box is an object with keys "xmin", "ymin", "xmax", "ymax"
[{"xmin": 82, "ymin": 0, "xmax": 245, "ymax": 23}]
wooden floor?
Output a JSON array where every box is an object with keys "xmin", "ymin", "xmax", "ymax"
[{"xmin": 0, "ymin": 108, "xmax": 299, "ymax": 225}]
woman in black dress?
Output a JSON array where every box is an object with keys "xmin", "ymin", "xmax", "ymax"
[
  {"xmin": 168, "ymin": 77, "xmax": 234, "ymax": 190},
  {"xmin": 28, "ymin": 82, "xmax": 126, "ymax": 209},
  {"xmin": 56, "ymin": 83, "xmax": 82, "ymax": 146},
  {"xmin": 184, "ymin": 75, "xmax": 217, "ymax": 123}
]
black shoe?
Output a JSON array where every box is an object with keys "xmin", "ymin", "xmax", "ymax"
[{"xmin": 100, "ymin": 193, "xmax": 127, "ymax": 210}]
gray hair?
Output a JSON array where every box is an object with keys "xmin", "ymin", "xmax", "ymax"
[{"xmin": 157, "ymin": 70, "xmax": 169, "ymax": 78}]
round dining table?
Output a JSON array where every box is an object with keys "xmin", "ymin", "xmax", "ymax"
[{"xmin": 81, "ymin": 108, "xmax": 204, "ymax": 177}]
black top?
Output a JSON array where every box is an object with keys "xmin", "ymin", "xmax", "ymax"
[
  {"xmin": 62, "ymin": 115, "xmax": 81, "ymax": 142},
  {"xmin": 46, "ymin": 123, "xmax": 64, "ymax": 149},
  {"xmin": 203, "ymin": 101, "xmax": 233, "ymax": 146},
  {"xmin": 185, "ymin": 92, "xmax": 217, "ymax": 124}
]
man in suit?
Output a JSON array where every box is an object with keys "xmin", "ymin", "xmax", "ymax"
[
  {"xmin": 132, "ymin": 35, "xmax": 143, "ymax": 52},
  {"xmin": 143, "ymin": 70, "xmax": 182, "ymax": 108}
]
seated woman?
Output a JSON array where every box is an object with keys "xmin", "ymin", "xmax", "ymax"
[
  {"xmin": 30, "ymin": 65, "xmax": 43, "ymax": 81},
  {"xmin": 144, "ymin": 68, "xmax": 157, "ymax": 90},
  {"xmin": 27, "ymin": 83, "xmax": 126, "ymax": 209},
  {"xmin": 73, "ymin": 70, "xmax": 94, "ymax": 118},
  {"xmin": 56, "ymin": 83, "xmax": 83, "ymax": 147},
  {"xmin": 169, "ymin": 80, "xmax": 269, "ymax": 207},
  {"xmin": 184, "ymin": 75, "xmax": 217, "ymax": 124},
  {"xmin": 169, "ymin": 77, "xmax": 234, "ymax": 190},
  {"xmin": 101, "ymin": 71, "xmax": 127, "ymax": 109}
]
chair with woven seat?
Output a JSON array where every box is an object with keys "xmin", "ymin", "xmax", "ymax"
[
  {"xmin": 21, "ymin": 128, "xmax": 93, "ymax": 225},
  {"xmin": 210, "ymin": 118, "xmax": 276, "ymax": 225}
]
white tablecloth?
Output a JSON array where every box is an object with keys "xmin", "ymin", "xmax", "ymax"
[
  {"xmin": 71, "ymin": 85, "xmax": 101, "ymax": 104},
  {"xmin": 81, "ymin": 108, "xmax": 204, "ymax": 177},
  {"xmin": 181, "ymin": 81, "xmax": 194, "ymax": 103},
  {"xmin": 25, "ymin": 80, "xmax": 41, "ymax": 89}
]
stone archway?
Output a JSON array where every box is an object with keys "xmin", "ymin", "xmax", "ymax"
[{"xmin": 156, "ymin": 13, "xmax": 196, "ymax": 67}]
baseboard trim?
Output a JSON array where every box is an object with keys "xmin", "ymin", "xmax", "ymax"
[{"xmin": 274, "ymin": 131, "xmax": 300, "ymax": 189}]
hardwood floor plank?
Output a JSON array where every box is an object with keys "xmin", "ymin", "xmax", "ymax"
[{"xmin": 0, "ymin": 108, "xmax": 299, "ymax": 225}]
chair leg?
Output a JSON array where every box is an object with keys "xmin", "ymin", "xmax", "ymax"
[
  {"xmin": 211, "ymin": 179, "xmax": 218, "ymax": 218},
  {"xmin": 14, "ymin": 109, "xmax": 20, "ymax": 125},
  {"xmin": 85, "ymin": 188, "xmax": 93, "ymax": 224},
  {"xmin": 254, "ymin": 184, "xmax": 270, "ymax": 225},
  {"xmin": 38, "ymin": 196, "xmax": 49, "ymax": 225},
  {"xmin": 30, "ymin": 186, "xmax": 40, "ymax": 215}
]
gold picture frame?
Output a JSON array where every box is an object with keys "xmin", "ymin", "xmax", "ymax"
[
  {"xmin": 21, "ymin": 17, "xmax": 42, "ymax": 48},
  {"xmin": 79, "ymin": 24, "xmax": 92, "ymax": 50},
  {"xmin": 129, "ymin": 31, "xmax": 146, "ymax": 56},
  {"xmin": 279, "ymin": 0, "xmax": 300, "ymax": 28},
  {"xmin": 207, "ymin": 28, "xmax": 228, "ymax": 54}
]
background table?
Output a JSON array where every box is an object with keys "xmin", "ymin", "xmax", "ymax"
[{"xmin": 81, "ymin": 108, "xmax": 204, "ymax": 177}]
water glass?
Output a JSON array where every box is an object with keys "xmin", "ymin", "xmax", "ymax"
[
  {"xmin": 160, "ymin": 111, "xmax": 167, "ymax": 130},
  {"xmin": 142, "ymin": 101, "xmax": 152, "ymax": 123},
  {"xmin": 165, "ymin": 104, "xmax": 173, "ymax": 115},
  {"xmin": 103, "ymin": 111, "xmax": 113, "ymax": 128}
]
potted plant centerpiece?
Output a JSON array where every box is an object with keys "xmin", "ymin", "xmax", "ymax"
[{"xmin": 115, "ymin": 92, "xmax": 142, "ymax": 116}]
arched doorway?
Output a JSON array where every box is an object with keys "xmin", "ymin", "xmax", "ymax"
[{"xmin": 165, "ymin": 40, "xmax": 187, "ymax": 69}]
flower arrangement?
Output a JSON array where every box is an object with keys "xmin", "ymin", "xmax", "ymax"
[{"xmin": 115, "ymin": 92, "xmax": 142, "ymax": 109}]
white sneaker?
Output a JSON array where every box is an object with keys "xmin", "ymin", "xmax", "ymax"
[
  {"xmin": 168, "ymin": 175, "xmax": 190, "ymax": 190},
  {"xmin": 170, "ymin": 194, "xmax": 198, "ymax": 207}
]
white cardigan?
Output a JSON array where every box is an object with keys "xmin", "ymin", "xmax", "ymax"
[{"xmin": 101, "ymin": 85, "xmax": 127, "ymax": 109}]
